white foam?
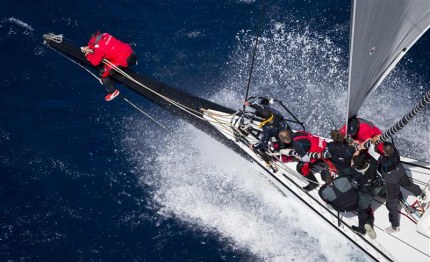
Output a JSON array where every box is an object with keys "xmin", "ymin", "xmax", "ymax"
[
  {"xmin": 185, "ymin": 31, "xmax": 202, "ymax": 38},
  {"xmin": 6, "ymin": 17, "xmax": 34, "ymax": 33},
  {"xmin": 212, "ymin": 19, "xmax": 429, "ymax": 162},
  {"xmin": 123, "ymin": 121, "xmax": 370, "ymax": 261}
]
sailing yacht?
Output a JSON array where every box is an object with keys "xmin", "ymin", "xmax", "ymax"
[{"xmin": 42, "ymin": 0, "xmax": 430, "ymax": 261}]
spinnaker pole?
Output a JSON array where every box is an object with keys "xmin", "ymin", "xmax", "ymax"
[{"xmin": 376, "ymin": 89, "xmax": 430, "ymax": 144}]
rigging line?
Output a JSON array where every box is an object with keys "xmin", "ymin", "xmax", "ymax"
[
  {"xmin": 271, "ymin": 154, "xmax": 319, "ymax": 185},
  {"xmin": 201, "ymin": 111, "xmax": 258, "ymax": 141},
  {"xmin": 103, "ymin": 59, "xmax": 206, "ymax": 120},
  {"xmin": 371, "ymin": 198, "xmax": 419, "ymax": 224},
  {"xmin": 47, "ymin": 37, "xmax": 267, "ymax": 143},
  {"xmin": 106, "ymin": 62, "xmax": 199, "ymax": 117},
  {"xmin": 46, "ymin": 35, "xmax": 315, "ymax": 164},
  {"xmin": 377, "ymin": 89, "xmax": 430, "ymax": 144},
  {"xmin": 243, "ymin": 0, "xmax": 266, "ymax": 108},
  {"xmin": 410, "ymin": 178, "xmax": 430, "ymax": 186},
  {"xmin": 103, "ymin": 59, "xmax": 249, "ymax": 135},
  {"xmin": 120, "ymin": 96, "xmax": 173, "ymax": 133},
  {"xmin": 46, "ymin": 45, "xmax": 173, "ymax": 133},
  {"xmin": 421, "ymin": 180, "xmax": 430, "ymax": 195},
  {"xmin": 45, "ymin": 44, "xmax": 102, "ymax": 84},
  {"xmin": 44, "ymin": 33, "xmax": 238, "ymax": 131},
  {"xmin": 202, "ymin": 109, "xmax": 249, "ymax": 132}
]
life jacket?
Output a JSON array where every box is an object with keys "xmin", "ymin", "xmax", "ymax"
[
  {"xmin": 293, "ymin": 131, "xmax": 326, "ymax": 153},
  {"xmin": 86, "ymin": 33, "xmax": 134, "ymax": 77},
  {"xmin": 257, "ymin": 106, "xmax": 284, "ymax": 128}
]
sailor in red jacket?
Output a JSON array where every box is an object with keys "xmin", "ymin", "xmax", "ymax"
[
  {"xmin": 340, "ymin": 117, "xmax": 384, "ymax": 154},
  {"xmin": 278, "ymin": 130, "xmax": 327, "ymax": 191},
  {"xmin": 81, "ymin": 32, "xmax": 137, "ymax": 101}
]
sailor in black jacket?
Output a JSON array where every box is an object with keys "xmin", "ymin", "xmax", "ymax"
[
  {"xmin": 244, "ymin": 98, "xmax": 291, "ymax": 151},
  {"xmin": 378, "ymin": 142, "xmax": 424, "ymax": 233},
  {"xmin": 350, "ymin": 152, "xmax": 385, "ymax": 238},
  {"xmin": 316, "ymin": 130, "xmax": 355, "ymax": 177}
]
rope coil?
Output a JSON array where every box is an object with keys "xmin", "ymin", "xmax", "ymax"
[{"xmin": 43, "ymin": 33, "xmax": 63, "ymax": 44}]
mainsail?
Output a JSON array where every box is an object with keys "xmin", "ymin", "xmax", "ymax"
[{"xmin": 346, "ymin": 0, "xmax": 430, "ymax": 120}]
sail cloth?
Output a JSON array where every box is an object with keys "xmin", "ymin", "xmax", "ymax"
[{"xmin": 346, "ymin": 0, "xmax": 430, "ymax": 119}]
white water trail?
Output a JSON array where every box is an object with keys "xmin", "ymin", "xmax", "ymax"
[{"xmin": 123, "ymin": 122, "xmax": 369, "ymax": 261}]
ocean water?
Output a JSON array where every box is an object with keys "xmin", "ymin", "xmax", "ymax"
[{"xmin": 1, "ymin": 1, "xmax": 429, "ymax": 261}]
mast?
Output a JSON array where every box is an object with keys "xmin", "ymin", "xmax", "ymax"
[{"xmin": 344, "ymin": 0, "xmax": 357, "ymax": 136}]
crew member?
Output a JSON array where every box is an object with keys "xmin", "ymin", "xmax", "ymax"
[
  {"xmin": 318, "ymin": 170, "xmax": 358, "ymax": 212},
  {"xmin": 378, "ymin": 142, "xmax": 425, "ymax": 233},
  {"xmin": 350, "ymin": 152, "xmax": 384, "ymax": 239},
  {"xmin": 278, "ymin": 130, "xmax": 327, "ymax": 191},
  {"xmin": 340, "ymin": 117, "xmax": 384, "ymax": 154},
  {"xmin": 314, "ymin": 130, "xmax": 356, "ymax": 177},
  {"xmin": 245, "ymin": 98, "xmax": 291, "ymax": 151},
  {"xmin": 81, "ymin": 32, "xmax": 137, "ymax": 101}
]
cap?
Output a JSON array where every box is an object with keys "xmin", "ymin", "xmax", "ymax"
[{"xmin": 347, "ymin": 118, "xmax": 359, "ymax": 136}]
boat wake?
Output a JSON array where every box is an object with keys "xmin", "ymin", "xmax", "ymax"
[{"xmin": 122, "ymin": 120, "xmax": 370, "ymax": 261}]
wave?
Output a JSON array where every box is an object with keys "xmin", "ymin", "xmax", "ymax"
[{"xmin": 4, "ymin": 17, "xmax": 34, "ymax": 35}]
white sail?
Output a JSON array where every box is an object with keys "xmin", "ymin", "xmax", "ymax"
[{"xmin": 346, "ymin": 0, "xmax": 430, "ymax": 119}]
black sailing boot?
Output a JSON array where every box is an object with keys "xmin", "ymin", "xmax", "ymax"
[
  {"xmin": 351, "ymin": 225, "xmax": 366, "ymax": 235},
  {"xmin": 364, "ymin": 209, "xmax": 376, "ymax": 239},
  {"xmin": 302, "ymin": 172, "xmax": 319, "ymax": 192}
]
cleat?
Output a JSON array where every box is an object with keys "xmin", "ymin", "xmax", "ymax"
[
  {"xmin": 385, "ymin": 226, "xmax": 400, "ymax": 233},
  {"xmin": 105, "ymin": 89, "xmax": 120, "ymax": 101},
  {"xmin": 364, "ymin": 223, "xmax": 377, "ymax": 239}
]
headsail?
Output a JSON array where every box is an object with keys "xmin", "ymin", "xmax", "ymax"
[{"xmin": 346, "ymin": 0, "xmax": 430, "ymax": 120}]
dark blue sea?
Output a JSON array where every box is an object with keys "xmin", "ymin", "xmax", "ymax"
[{"xmin": 1, "ymin": 1, "xmax": 429, "ymax": 261}]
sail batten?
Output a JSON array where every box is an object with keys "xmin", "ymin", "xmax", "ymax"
[{"xmin": 346, "ymin": 0, "xmax": 430, "ymax": 120}]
